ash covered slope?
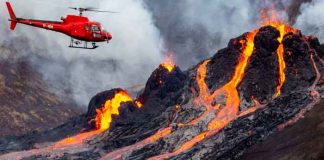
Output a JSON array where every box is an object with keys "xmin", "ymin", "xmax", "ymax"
[
  {"xmin": 242, "ymin": 101, "xmax": 324, "ymax": 160},
  {"xmin": 0, "ymin": 25, "xmax": 323, "ymax": 160},
  {"xmin": 0, "ymin": 44, "xmax": 82, "ymax": 137}
]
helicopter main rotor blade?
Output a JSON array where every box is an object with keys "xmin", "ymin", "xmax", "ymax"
[
  {"xmin": 84, "ymin": 7, "xmax": 98, "ymax": 10},
  {"xmin": 68, "ymin": 7, "xmax": 98, "ymax": 11},
  {"xmin": 68, "ymin": 7, "xmax": 119, "ymax": 14},
  {"xmin": 86, "ymin": 9, "xmax": 119, "ymax": 13}
]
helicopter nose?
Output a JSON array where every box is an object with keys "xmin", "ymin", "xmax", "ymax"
[
  {"xmin": 106, "ymin": 32, "xmax": 112, "ymax": 40},
  {"xmin": 102, "ymin": 32, "xmax": 112, "ymax": 41}
]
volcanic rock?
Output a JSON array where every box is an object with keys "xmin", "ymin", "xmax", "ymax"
[
  {"xmin": 282, "ymin": 32, "xmax": 317, "ymax": 93},
  {"xmin": 137, "ymin": 65, "xmax": 187, "ymax": 106},
  {"xmin": 204, "ymin": 34, "xmax": 245, "ymax": 92},
  {"xmin": 239, "ymin": 26, "xmax": 280, "ymax": 104}
]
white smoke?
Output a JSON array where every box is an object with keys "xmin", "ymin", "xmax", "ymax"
[
  {"xmin": 145, "ymin": 0, "xmax": 307, "ymax": 69},
  {"xmin": 181, "ymin": 0, "xmax": 257, "ymax": 48},
  {"xmin": 0, "ymin": 0, "xmax": 163, "ymax": 107},
  {"xmin": 144, "ymin": 0, "xmax": 268, "ymax": 68},
  {"xmin": 295, "ymin": 0, "xmax": 324, "ymax": 41}
]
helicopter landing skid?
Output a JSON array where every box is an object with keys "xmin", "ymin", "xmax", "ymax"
[{"xmin": 69, "ymin": 38, "xmax": 99, "ymax": 49}]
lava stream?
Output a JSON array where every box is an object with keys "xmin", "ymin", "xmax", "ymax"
[
  {"xmin": 100, "ymin": 127, "xmax": 172, "ymax": 160},
  {"xmin": 54, "ymin": 130, "xmax": 102, "ymax": 148},
  {"xmin": 0, "ymin": 130, "xmax": 101, "ymax": 160},
  {"xmin": 309, "ymin": 48, "xmax": 322, "ymax": 91},
  {"xmin": 275, "ymin": 43, "xmax": 285, "ymax": 97},
  {"xmin": 266, "ymin": 22, "xmax": 298, "ymax": 97}
]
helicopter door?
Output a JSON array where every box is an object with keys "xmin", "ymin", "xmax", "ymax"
[{"xmin": 91, "ymin": 25, "xmax": 101, "ymax": 38}]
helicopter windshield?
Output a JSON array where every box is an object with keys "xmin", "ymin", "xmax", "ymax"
[{"xmin": 91, "ymin": 25, "xmax": 100, "ymax": 33}]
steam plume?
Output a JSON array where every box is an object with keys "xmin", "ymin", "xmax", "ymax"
[{"xmin": 295, "ymin": 0, "xmax": 324, "ymax": 41}]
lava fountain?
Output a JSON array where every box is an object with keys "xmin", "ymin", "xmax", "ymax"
[{"xmin": 161, "ymin": 54, "xmax": 175, "ymax": 72}]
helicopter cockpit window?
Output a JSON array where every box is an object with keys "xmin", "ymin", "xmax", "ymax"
[{"xmin": 91, "ymin": 25, "xmax": 100, "ymax": 33}]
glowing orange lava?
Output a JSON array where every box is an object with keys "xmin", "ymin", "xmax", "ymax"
[
  {"xmin": 54, "ymin": 130, "xmax": 102, "ymax": 148},
  {"xmin": 149, "ymin": 127, "xmax": 172, "ymax": 142},
  {"xmin": 100, "ymin": 127, "xmax": 172, "ymax": 160},
  {"xmin": 195, "ymin": 60, "xmax": 212, "ymax": 103},
  {"xmin": 161, "ymin": 55, "xmax": 175, "ymax": 72},
  {"xmin": 95, "ymin": 91, "xmax": 133, "ymax": 130},
  {"xmin": 273, "ymin": 24, "xmax": 298, "ymax": 97}
]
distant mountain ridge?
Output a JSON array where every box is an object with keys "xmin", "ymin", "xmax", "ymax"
[{"xmin": 0, "ymin": 50, "xmax": 82, "ymax": 137}]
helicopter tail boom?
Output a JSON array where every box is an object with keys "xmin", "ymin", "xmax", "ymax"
[{"xmin": 6, "ymin": 2, "xmax": 18, "ymax": 30}]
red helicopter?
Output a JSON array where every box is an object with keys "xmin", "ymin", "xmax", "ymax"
[{"xmin": 5, "ymin": 2, "xmax": 114, "ymax": 49}]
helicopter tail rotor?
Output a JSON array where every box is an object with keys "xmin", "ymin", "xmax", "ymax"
[{"xmin": 6, "ymin": 2, "xmax": 18, "ymax": 30}]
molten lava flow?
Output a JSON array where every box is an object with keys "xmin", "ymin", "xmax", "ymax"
[
  {"xmin": 207, "ymin": 31, "xmax": 257, "ymax": 130},
  {"xmin": 54, "ymin": 130, "xmax": 102, "ymax": 148},
  {"xmin": 0, "ymin": 129, "xmax": 104, "ymax": 159},
  {"xmin": 195, "ymin": 60, "xmax": 212, "ymax": 103},
  {"xmin": 100, "ymin": 127, "xmax": 172, "ymax": 160},
  {"xmin": 266, "ymin": 23, "xmax": 298, "ymax": 97},
  {"xmin": 95, "ymin": 90, "xmax": 134, "ymax": 131},
  {"xmin": 276, "ymin": 44, "xmax": 285, "ymax": 96},
  {"xmin": 149, "ymin": 127, "xmax": 172, "ymax": 142},
  {"xmin": 161, "ymin": 55, "xmax": 175, "ymax": 72}
]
